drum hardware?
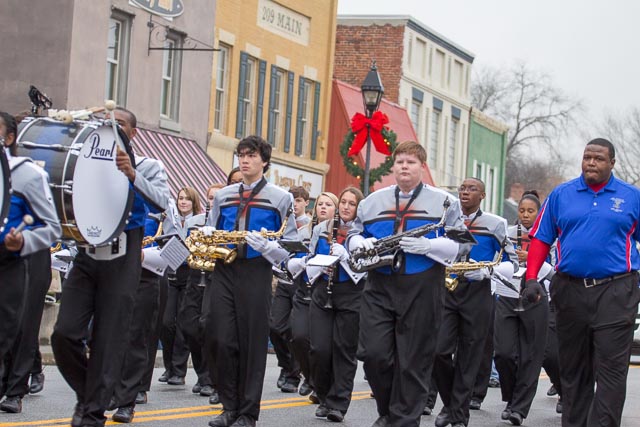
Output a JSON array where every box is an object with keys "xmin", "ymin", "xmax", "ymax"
[
  {"xmin": 28, "ymin": 85, "xmax": 52, "ymax": 115},
  {"xmin": 18, "ymin": 141, "xmax": 78, "ymax": 151}
]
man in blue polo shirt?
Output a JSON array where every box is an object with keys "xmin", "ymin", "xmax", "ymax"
[{"xmin": 526, "ymin": 138, "xmax": 640, "ymax": 427}]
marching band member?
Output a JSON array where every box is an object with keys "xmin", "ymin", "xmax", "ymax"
[
  {"xmin": 0, "ymin": 112, "xmax": 60, "ymax": 413},
  {"xmin": 526, "ymin": 139, "xmax": 640, "ymax": 427},
  {"xmin": 269, "ymin": 186, "xmax": 310, "ymax": 393},
  {"xmin": 204, "ymin": 135, "xmax": 297, "ymax": 427},
  {"xmin": 493, "ymin": 190, "xmax": 553, "ymax": 425},
  {"xmin": 349, "ymin": 141, "xmax": 463, "ymax": 427},
  {"xmin": 108, "ymin": 108, "xmax": 172, "ymax": 423},
  {"xmin": 433, "ymin": 177, "xmax": 517, "ymax": 427},
  {"xmin": 50, "ymin": 107, "xmax": 169, "ymax": 427},
  {"xmin": 289, "ymin": 191, "xmax": 339, "ymax": 401},
  {"xmin": 307, "ymin": 186, "xmax": 364, "ymax": 422}
]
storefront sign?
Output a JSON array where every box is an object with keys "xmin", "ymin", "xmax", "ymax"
[
  {"xmin": 256, "ymin": 0, "xmax": 310, "ymax": 46},
  {"xmin": 266, "ymin": 162, "xmax": 323, "ymax": 199},
  {"xmin": 129, "ymin": 0, "xmax": 184, "ymax": 18}
]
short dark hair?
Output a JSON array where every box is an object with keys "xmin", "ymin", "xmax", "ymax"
[
  {"xmin": 0, "ymin": 112, "xmax": 18, "ymax": 155},
  {"xmin": 226, "ymin": 167, "xmax": 241, "ymax": 185},
  {"xmin": 236, "ymin": 135, "xmax": 271, "ymax": 173},
  {"xmin": 290, "ymin": 186, "xmax": 309, "ymax": 201},
  {"xmin": 587, "ymin": 138, "xmax": 615, "ymax": 160},
  {"xmin": 115, "ymin": 107, "xmax": 137, "ymax": 128},
  {"xmin": 464, "ymin": 177, "xmax": 486, "ymax": 192}
]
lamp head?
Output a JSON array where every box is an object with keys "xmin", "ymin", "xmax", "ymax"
[{"xmin": 361, "ymin": 60, "xmax": 384, "ymax": 117}]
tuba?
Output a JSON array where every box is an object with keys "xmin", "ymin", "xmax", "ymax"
[
  {"xmin": 185, "ymin": 214, "xmax": 290, "ymax": 271},
  {"xmin": 444, "ymin": 246, "xmax": 505, "ymax": 292}
]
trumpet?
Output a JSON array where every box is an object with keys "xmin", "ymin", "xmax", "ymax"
[
  {"xmin": 444, "ymin": 246, "xmax": 505, "ymax": 292},
  {"xmin": 185, "ymin": 214, "xmax": 290, "ymax": 271}
]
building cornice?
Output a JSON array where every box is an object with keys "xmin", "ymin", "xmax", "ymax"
[{"xmin": 470, "ymin": 108, "xmax": 509, "ymax": 133}]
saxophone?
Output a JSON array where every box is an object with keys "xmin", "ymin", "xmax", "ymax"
[
  {"xmin": 348, "ymin": 198, "xmax": 450, "ymax": 273},
  {"xmin": 444, "ymin": 246, "xmax": 505, "ymax": 292},
  {"xmin": 141, "ymin": 217, "xmax": 164, "ymax": 248},
  {"xmin": 185, "ymin": 213, "xmax": 290, "ymax": 271}
]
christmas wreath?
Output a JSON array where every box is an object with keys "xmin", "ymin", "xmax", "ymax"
[{"xmin": 340, "ymin": 111, "xmax": 398, "ymax": 191}]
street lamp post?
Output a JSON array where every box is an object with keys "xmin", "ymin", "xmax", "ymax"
[{"xmin": 361, "ymin": 61, "xmax": 384, "ymax": 196}]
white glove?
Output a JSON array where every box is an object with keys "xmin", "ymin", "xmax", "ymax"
[
  {"xmin": 330, "ymin": 243, "xmax": 349, "ymax": 261},
  {"xmin": 464, "ymin": 267, "xmax": 491, "ymax": 281},
  {"xmin": 493, "ymin": 261, "xmax": 515, "ymax": 280},
  {"xmin": 245, "ymin": 229, "xmax": 273, "ymax": 253},
  {"xmin": 200, "ymin": 226, "xmax": 216, "ymax": 236},
  {"xmin": 399, "ymin": 236, "xmax": 431, "ymax": 255},
  {"xmin": 287, "ymin": 257, "xmax": 306, "ymax": 278},
  {"xmin": 357, "ymin": 237, "xmax": 377, "ymax": 251}
]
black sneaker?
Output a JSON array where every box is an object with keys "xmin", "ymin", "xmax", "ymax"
[
  {"xmin": 299, "ymin": 379, "xmax": 312, "ymax": 396},
  {"xmin": 29, "ymin": 372, "xmax": 45, "ymax": 394},
  {"xmin": 315, "ymin": 404, "xmax": 329, "ymax": 418},
  {"xmin": 135, "ymin": 391, "xmax": 148, "ymax": 405},
  {"xmin": 158, "ymin": 371, "xmax": 169, "ymax": 382},
  {"xmin": 308, "ymin": 391, "xmax": 320, "ymax": 404},
  {"xmin": 208, "ymin": 410, "xmax": 238, "ymax": 427},
  {"xmin": 112, "ymin": 406, "xmax": 135, "ymax": 423},
  {"xmin": 167, "ymin": 376, "xmax": 185, "ymax": 385},
  {"xmin": 209, "ymin": 389, "xmax": 221, "ymax": 405},
  {"xmin": 327, "ymin": 409, "xmax": 344, "ymax": 422},
  {"xmin": 501, "ymin": 404, "xmax": 512, "ymax": 420},
  {"xmin": 277, "ymin": 369, "xmax": 287, "ymax": 389},
  {"xmin": 556, "ymin": 398, "xmax": 563, "ymax": 414},
  {"xmin": 0, "ymin": 396, "xmax": 22, "ymax": 413},
  {"xmin": 469, "ymin": 398, "xmax": 482, "ymax": 410},
  {"xmin": 547, "ymin": 384, "xmax": 558, "ymax": 396}
]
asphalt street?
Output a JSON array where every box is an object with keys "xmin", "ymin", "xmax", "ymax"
[{"xmin": 1, "ymin": 354, "xmax": 639, "ymax": 427}]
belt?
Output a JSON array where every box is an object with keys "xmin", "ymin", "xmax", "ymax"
[{"xmin": 557, "ymin": 271, "xmax": 637, "ymax": 288}]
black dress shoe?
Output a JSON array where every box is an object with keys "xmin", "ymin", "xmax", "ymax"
[
  {"xmin": 158, "ymin": 371, "xmax": 169, "ymax": 382},
  {"xmin": 422, "ymin": 406, "xmax": 433, "ymax": 416},
  {"xmin": 501, "ymin": 404, "xmax": 512, "ymax": 420},
  {"xmin": 0, "ymin": 396, "xmax": 22, "ymax": 413},
  {"xmin": 469, "ymin": 398, "xmax": 482, "ymax": 410},
  {"xmin": 434, "ymin": 408, "xmax": 449, "ymax": 427},
  {"xmin": 112, "ymin": 406, "xmax": 135, "ymax": 423},
  {"xmin": 371, "ymin": 415, "xmax": 388, "ymax": 427},
  {"xmin": 230, "ymin": 415, "xmax": 256, "ymax": 427},
  {"xmin": 209, "ymin": 390, "xmax": 221, "ymax": 405},
  {"xmin": 315, "ymin": 404, "xmax": 329, "ymax": 418},
  {"xmin": 208, "ymin": 410, "xmax": 238, "ymax": 427},
  {"xmin": 167, "ymin": 376, "xmax": 185, "ymax": 385},
  {"xmin": 327, "ymin": 409, "xmax": 344, "ymax": 422},
  {"xmin": 29, "ymin": 372, "xmax": 45, "ymax": 394},
  {"xmin": 299, "ymin": 380, "xmax": 312, "ymax": 396},
  {"xmin": 200, "ymin": 385, "xmax": 214, "ymax": 396},
  {"xmin": 107, "ymin": 397, "xmax": 118, "ymax": 411},
  {"xmin": 71, "ymin": 403, "xmax": 84, "ymax": 427},
  {"xmin": 308, "ymin": 391, "xmax": 320, "ymax": 404},
  {"xmin": 277, "ymin": 369, "xmax": 287, "ymax": 389},
  {"xmin": 280, "ymin": 379, "xmax": 298, "ymax": 393},
  {"xmin": 135, "ymin": 391, "xmax": 148, "ymax": 405},
  {"xmin": 556, "ymin": 398, "xmax": 563, "ymax": 414},
  {"xmin": 192, "ymin": 382, "xmax": 203, "ymax": 394},
  {"xmin": 547, "ymin": 384, "xmax": 558, "ymax": 396},
  {"xmin": 509, "ymin": 411, "xmax": 524, "ymax": 426}
]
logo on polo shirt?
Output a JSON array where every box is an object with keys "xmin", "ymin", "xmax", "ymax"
[{"xmin": 610, "ymin": 197, "xmax": 625, "ymax": 213}]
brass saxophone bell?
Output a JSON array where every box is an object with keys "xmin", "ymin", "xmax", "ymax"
[
  {"xmin": 224, "ymin": 249, "xmax": 237, "ymax": 264},
  {"xmin": 445, "ymin": 276, "xmax": 458, "ymax": 292}
]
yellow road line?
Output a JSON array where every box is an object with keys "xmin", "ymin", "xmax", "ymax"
[{"xmin": 0, "ymin": 392, "xmax": 373, "ymax": 427}]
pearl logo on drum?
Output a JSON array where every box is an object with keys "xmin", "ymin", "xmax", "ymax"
[
  {"xmin": 84, "ymin": 133, "xmax": 116, "ymax": 161},
  {"xmin": 86, "ymin": 226, "xmax": 103, "ymax": 238}
]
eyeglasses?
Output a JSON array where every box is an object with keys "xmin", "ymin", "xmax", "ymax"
[{"xmin": 458, "ymin": 185, "xmax": 480, "ymax": 193}]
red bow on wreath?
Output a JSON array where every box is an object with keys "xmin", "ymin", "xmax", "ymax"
[{"xmin": 347, "ymin": 111, "xmax": 391, "ymax": 157}]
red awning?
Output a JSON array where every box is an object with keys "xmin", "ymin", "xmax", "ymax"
[{"xmin": 133, "ymin": 128, "xmax": 227, "ymax": 202}]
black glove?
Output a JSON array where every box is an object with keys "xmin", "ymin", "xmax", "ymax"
[{"xmin": 522, "ymin": 279, "xmax": 544, "ymax": 303}]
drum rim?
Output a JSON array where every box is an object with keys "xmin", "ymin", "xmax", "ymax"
[{"xmin": 0, "ymin": 148, "xmax": 10, "ymax": 233}]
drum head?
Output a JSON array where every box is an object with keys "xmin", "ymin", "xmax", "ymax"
[
  {"xmin": 73, "ymin": 126, "xmax": 133, "ymax": 245},
  {"xmin": 0, "ymin": 149, "xmax": 10, "ymax": 232}
]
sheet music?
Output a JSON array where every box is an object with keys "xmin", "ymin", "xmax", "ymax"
[
  {"xmin": 307, "ymin": 254, "xmax": 340, "ymax": 267},
  {"xmin": 159, "ymin": 236, "xmax": 190, "ymax": 271}
]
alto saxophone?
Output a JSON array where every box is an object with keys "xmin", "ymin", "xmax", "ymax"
[
  {"xmin": 185, "ymin": 213, "xmax": 290, "ymax": 271},
  {"xmin": 444, "ymin": 246, "xmax": 505, "ymax": 292}
]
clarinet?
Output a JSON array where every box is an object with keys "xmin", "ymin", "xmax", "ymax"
[
  {"xmin": 303, "ymin": 214, "xmax": 319, "ymax": 301},
  {"xmin": 514, "ymin": 222, "xmax": 525, "ymax": 311},
  {"xmin": 324, "ymin": 211, "xmax": 340, "ymax": 309}
]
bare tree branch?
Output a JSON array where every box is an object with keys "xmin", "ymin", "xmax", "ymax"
[{"xmin": 592, "ymin": 107, "xmax": 640, "ymax": 184}]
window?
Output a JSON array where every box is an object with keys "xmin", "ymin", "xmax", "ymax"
[
  {"xmin": 295, "ymin": 79, "xmax": 314, "ymax": 156},
  {"xmin": 268, "ymin": 67, "xmax": 287, "ymax": 148},
  {"xmin": 214, "ymin": 44, "xmax": 231, "ymax": 132},
  {"xmin": 239, "ymin": 56, "xmax": 257, "ymax": 136},
  {"xmin": 429, "ymin": 110, "xmax": 440, "ymax": 170},
  {"xmin": 160, "ymin": 33, "xmax": 183, "ymax": 121},
  {"xmin": 105, "ymin": 14, "xmax": 131, "ymax": 105},
  {"xmin": 446, "ymin": 118, "xmax": 458, "ymax": 185},
  {"xmin": 410, "ymin": 101, "xmax": 420, "ymax": 137}
]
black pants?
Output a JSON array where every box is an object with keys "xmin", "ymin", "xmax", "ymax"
[
  {"xmin": 205, "ymin": 257, "xmax": 272, "ymax": 420},
  {"xmin": 434, "ymin": 279, "xmax": 493, "ymax": 426},
  {"xmin": 2, "ymin": 249, "xmax": 50, "ymax": 398},
  {"xmin": 551, "ymin": 272, "xmax": 640, "ymax": 427},
  {"xmin": 290, "ymin": 282, "xmax": 315, "ymax": 384},
  {"xmin": 542, "ymin": 302, "xmax": 562, "ymax": 397},
  {"xmin": 269, "ymin": 279, "xmax": 299, "ymax": 380},
  {"xmin": 360, "ymin": 267, "xmax": 444, "ymax": 427},
  {"xmin": 160, "ymin": 265, "xmax": 190, "ymax": 379},
  {"xmin": 113, "ymin": 268, "xmax": 160, "ymax": 407},
  {"xmin": 494, "ymin": 295, "xmax": 548, "ymax": 417},
  {"xmin": 51, "ymin": 227, "xmax": 142, "ymax": 427},
  {"xmin": 141, "ymin": 273, "xmax": 168, "ymax": 392},
  {"xmin": 471, "ymin": 295, "xmax": 496, "ymax": 403},
  {"xmin": 0, "ymin": 254, "xmax": 27, "ymax": 379},
  {"xmin": 178, "ymin": 269, "xmax": 212, "ymax": 386},
  {"xmin": 309, "ymin": 279, "xmax": 362, "ymax": 414}
]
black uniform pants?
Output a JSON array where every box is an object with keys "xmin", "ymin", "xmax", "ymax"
[
  {"xmin": 141, "ymin": 273, "xmax": 168, "ymax": 392},
  {"xmin": 471, "ymin": 294, "xmax": 496, "ymax": 403},
  {"xmin": 551, "ymin": 272, "xmax": 640, "ymax": 427},
  {"xmin": 205, "ymin": 257, "xmax": 272, "ymax": 420},
  {"xmin": 0, "ymin": 254, "xmax": 27, "ymax": 378},
  {"xmin": 160, "ymin": 265, "xmax": 190, "ymax": 379},
  {"xmin": 494, "ymin": 295, "xmax": 548, "ymax": 417},
  {"xmin": 51, "ymin": 227, "xmax": 142, "ymax": 427},
  {"xmin": 269, "ymin": 279, "xmax": 299, "ymax": 379},
  {"xmin": 433, "ymin": 279, "xmax": 493, "ymax": 426},
  {"xmin": 178, "ymin": 270, "xmax": 212, "ymax": 386},
  {"xmin": 309, "ymin": 279, "xmax": 362, "ymax": 414},
  {"xmin": 2, "ymin": 249, "xmax": 50, "ymax": 398},
  {"xmin": 113, "ymin": 268, "xmax": 160, "ymax": 407},
  {"xmin": 290, "ymin": 283, "xmax": 314, "ymax": 384},
  {"xmin": 542, "ymin": 302, "xmax": 562, "ymax": 397},
  {"xmin": 359, "ymin": 267, "xmax": 444, "ymax": 427}
]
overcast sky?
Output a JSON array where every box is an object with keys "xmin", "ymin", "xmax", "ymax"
[{"xmin": 337, "ymin": 0, "xmax": 640, "ymax": 119}]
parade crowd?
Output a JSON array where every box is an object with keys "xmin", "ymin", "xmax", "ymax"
[{"xmin": 0, "ymin": 107, "xmax": 639, "ymax": 427}]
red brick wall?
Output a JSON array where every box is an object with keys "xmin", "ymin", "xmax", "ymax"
[{"xmin": 334, "ymin": 24, "xmax": 405, "ymax": 104}]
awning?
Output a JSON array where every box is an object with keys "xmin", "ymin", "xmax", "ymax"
[{"xmin": 133, "ymin": 128, "xmax": 227, "ymax": 203}]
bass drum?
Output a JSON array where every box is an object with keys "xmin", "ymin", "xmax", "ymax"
[
  {"xmin": 0, "ymin": 148, "xmax": 10, "ymax": 233},
  {"xmin": 17, "ymin": 117, "xmax": 134, "ymax": 246}
]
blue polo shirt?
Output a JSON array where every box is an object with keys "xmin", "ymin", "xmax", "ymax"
[{"xmin": 530, "ymin": 173, "xmax": 640, "ymax": 278}]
